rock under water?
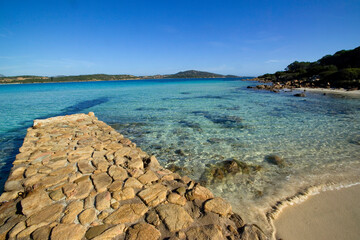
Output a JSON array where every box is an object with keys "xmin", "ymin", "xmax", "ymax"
[{"xmin": 0, "ymin": 113, "xmax": 267, "ymax": 240}]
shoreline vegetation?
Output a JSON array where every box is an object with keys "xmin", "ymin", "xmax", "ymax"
[
  {"xmin": 0, "ymin": 70, "xmax": 241, "ymax": 84},
  {"xmin": 250, "ymin": 46, "xmax": 360, "ymax": 93}
]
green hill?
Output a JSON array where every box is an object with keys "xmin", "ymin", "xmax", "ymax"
[
  {"xmin": 0, "ymin": 70, "xmax": 239, "ymax": 84},
  {"xmin": 166, "ymin": 70, "xmax": 226, "ymax": 78},
  {"xmin": 259, "ymin": 46, "xmax": 360, "ymax": 89}
]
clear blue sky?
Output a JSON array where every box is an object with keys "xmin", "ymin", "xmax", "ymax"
[{"xmin": 0, "ymin": 0, "xmax": 359, "ymax": 76}]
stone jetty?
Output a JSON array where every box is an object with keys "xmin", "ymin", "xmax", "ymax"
[{"xmin": 0, "ymin": 113, "xmax": 266, "ymax": 240}]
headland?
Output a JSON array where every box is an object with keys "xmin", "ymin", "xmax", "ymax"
[{"xmin": 251, "ymin": 46, "xmax": 360, "ymax": 94}]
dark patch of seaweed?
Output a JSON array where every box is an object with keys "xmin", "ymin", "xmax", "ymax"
[
  {"xmin": 192, "ymin": 111, "xmax": 245, "ymax": 129},
  {"xmin": 135, "ymin": 107, "xmax": 169, "ymax": 111},
  {"xmin": 162, "ymin": 94, "xmax": 232, "ymax": 101},
  {"xmin": 178, "ymin": 120, "xmax": 202, "ymax": 132}
]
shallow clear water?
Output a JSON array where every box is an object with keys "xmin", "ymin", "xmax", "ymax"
[{"xmin": 1, "ymin": 79, "xmax": 360, "ymax": 234}]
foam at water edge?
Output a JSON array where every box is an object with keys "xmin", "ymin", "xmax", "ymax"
[{"xmin": 267, "ymin": 181, "xmax": 360, "ymax": 240}]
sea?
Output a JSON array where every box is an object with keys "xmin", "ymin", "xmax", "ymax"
[{"xmin": 1, "ymin": 78, "xmax": 360, "ymax": 234}]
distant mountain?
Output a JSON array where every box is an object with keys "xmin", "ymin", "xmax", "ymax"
[
  {"xmin": 53, "ymin": 74, "xmax": 137, "ymax": 82},
  {"xmin": 0, "ymin": 74, "xmax": 5, "ymax": 77},
  {"xmin": 166, "ymin": 70, "xmax": 232, "ymax": 78},
  {"xmin": 0, "ymin": 70, "xmax": 241, "ymax": 84},
  {"xmin": 225, "ymin": 74, "xmax": 241, "ymax": 78}
]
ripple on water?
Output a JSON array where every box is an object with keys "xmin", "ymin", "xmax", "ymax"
[{"xmin": 0, "ymin": 79, "xmax": 359, "ymax": 237}]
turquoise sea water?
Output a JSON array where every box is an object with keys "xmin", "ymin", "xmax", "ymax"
[{"xmin": 1, "ymin": 78, "xmax": 360, "ymax": 233}]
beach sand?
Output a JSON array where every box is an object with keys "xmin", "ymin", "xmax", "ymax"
[
  {"xmin": 274, "ymin": 184, "xmax": 360, "ymax": 240},
  {"xmin": 298, "ymin": 87, "xmax": 360, "ymax": 97}
]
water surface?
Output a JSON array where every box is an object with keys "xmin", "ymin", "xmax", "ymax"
[{"xmin": 1, "ymin": 78, "xmax": 359, "ymax": 234}]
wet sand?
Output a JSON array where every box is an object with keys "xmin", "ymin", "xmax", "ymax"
[{"xmin": 274, "ymin": 184, "xmax": 360, "ymax": 240}]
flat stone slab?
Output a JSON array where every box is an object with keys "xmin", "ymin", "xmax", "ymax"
[
  {"xmin": 204, "ymin": 197, "xmax": 232, "ymax": 216},
  {"xmin": 20, "ymin": 189, "xmax": 53, "ymax": 216},
  {"xmin": 126, "ymin": 222, "xmax": 161, "ymax": 240},
  {"xmin": 138, "ymin": 183, "xmax": 168, "ymax": 207},
  {"xmin": 156, "ymin": 203, "xmax": 194, "ymax": 232},
  {"xmin": 104, "ymin": 202, "xmax": 148, "ymax": 224},
  {"xmin": 26, "ymin": 203, "xmax": 64, "ymax": 226},
  {"xmin": 0, "ymin": 113, "xmax": 264, "ymax": 240},
  {"xmin": 51, "ymin": 223, "xmax": 86, "ymax": 240},
  {"xmin": 92, "ymin": 172, "xmax": 112, "ymax": 192},
  {"xmin": 186, "ymin": 224, "xmax": 224, "ymax": 240}
]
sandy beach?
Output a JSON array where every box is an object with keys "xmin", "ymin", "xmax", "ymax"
[
  {"xmin": 298, "ymin": 87, "xmax": 360, "ymax": 97},
  {"xmin": 274, "ymin": 184, "xmax": 360, "ymax": 240}
]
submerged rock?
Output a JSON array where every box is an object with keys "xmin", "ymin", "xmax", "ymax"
[
  {"xmin": 192, "ymin": 111, "xmax": 245, "ymax": 129},
  {"xmin": 349, "ymin": 137, "xmax": 360, "ymax": 145},
  {"xmin": 212, "ymin": 168, "xmax": 225, "ymax": 180},
  {"xmin": 166, "ymin": 164, "xmax": 191, "ymax": 175},
  {"xmin": 265, "ymin": 154, "xmax": 286, "ymax": 168},
  {"xmin": 201, "ymin": 159, "xmax": 263, "ymax": 185},
  {"xmin": 207, "ymin": 138, "xmax": 223, "ymax": 144},
  {"xmin": 294, "ymin": 92, "xmax": 306, "ymax": 97},
  {"xmin": 178, "ymin": 120, "xmax": 202, "ymax": 132},
  {"xmin": 224, "ymin": 160, "xmax": 242, "ymax": 174},
  {"xmin": 174, "ymin": 149, "xmax": 186, "ymax": 156}
]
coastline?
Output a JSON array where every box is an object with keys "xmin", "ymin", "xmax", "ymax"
[
  {"xmin": 271, "ymin": 183, "xmax": 360, "ymax": 240},
  {"xmin": 298, "ymin": 87, "xmax": 360, "ymax": 97},
  {"xmin": 0, "ymin": 78, "xmax": 143, "ymax": 85},
  {"xmin": 247, "ymin": 80, "xmax": 360, "ymax": 96},
  {"xmin": 1, "ymin": 79, "xmax": 359, "ymax": 239},
  {"xmin": 0, "ymin": 76, "xmax": 243, "ymax": 85}
]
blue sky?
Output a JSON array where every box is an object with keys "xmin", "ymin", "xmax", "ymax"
[{"xmin": 0, "ymin": 0, "xmax": 359, "ymax": 76}]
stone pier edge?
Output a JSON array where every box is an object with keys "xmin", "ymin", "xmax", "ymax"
[{"xmin": 0, "ymin": 113, "xmax": 267, "ymax": 240}]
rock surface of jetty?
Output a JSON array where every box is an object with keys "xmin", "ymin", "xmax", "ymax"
[{"xmin": 0, "ymin": 113, "xmax": 266, "ymax": 240}]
